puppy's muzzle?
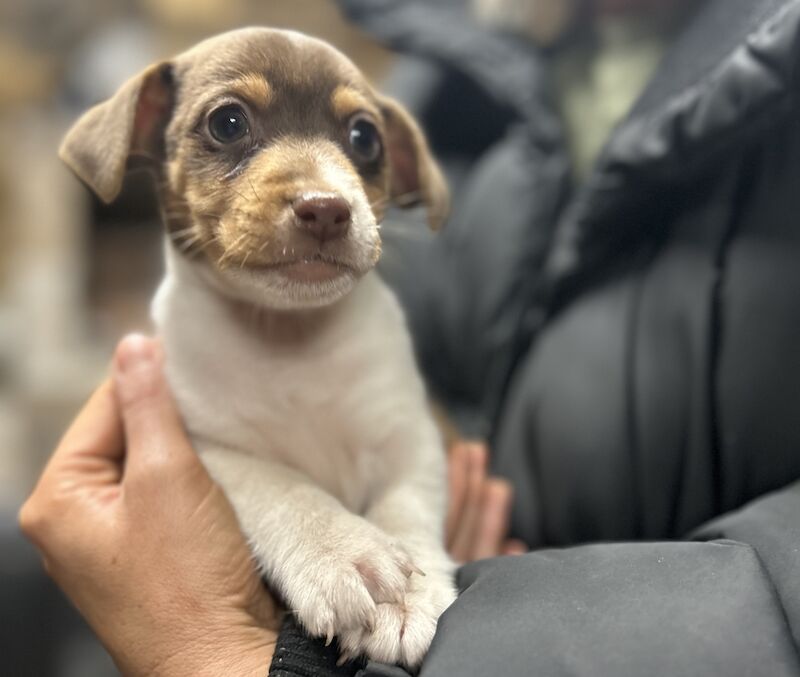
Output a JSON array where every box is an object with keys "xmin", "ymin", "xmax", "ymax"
[{"xmin": 293, "ymin": 194, "xmax": 351, "ymax": 244}]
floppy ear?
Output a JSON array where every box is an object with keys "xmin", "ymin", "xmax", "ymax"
[
  {"xmin": 59, "ymin": 62, "xmax": 174, "ymax": 204},
  {"xmin": 379, "ymin": 96, "xmax": 450, "ymax": 230}
]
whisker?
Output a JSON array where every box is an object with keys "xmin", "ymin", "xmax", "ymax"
[
  {"xmin": 168, "ymin": 226, "xmax": 198, "ymax": 238},
  {"xmin": 219, "ymin": 178, "xmax": 249, "ymax": 203},
  {"xmin": 227, "ymin": 231, "xmax": 250, "ymax": 252},
  {"xmin": 173, "ymin": 238, "xmax": 205, "ymax": 254},
  {"xmin": 369, "ymin": 190, "xmax": 423, "ymax": 211},
  {"xmin": 188, "ymin": 236, "xmax": 220, "ymax": 255},
  {"xmin": 169, "ymin": 229, "xmax": 200, "ymax": 243},
  {"xmin": 170, "ymin": 233, "xmax": 201, "ymax": 248},
  {"xmin": 170, "ymin": 232, "xmax": 210, "ymax": 252},
  {"xmin": 247, "ymin": 177, "xmax": 262, "ymax": 201},
  {"xmin": 217, "ymin": 231, "xmax": 250, "ymax": 267}
]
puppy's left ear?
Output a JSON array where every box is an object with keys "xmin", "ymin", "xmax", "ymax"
[
  {"xmin": 59, "ymin": 62, "xmax": 174, "ymax": 204},
  {"xmin": 379, "ymin": 96, "xmax": 450, "ymax": 230}
]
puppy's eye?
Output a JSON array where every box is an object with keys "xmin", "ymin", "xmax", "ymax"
[
  {"xmin": 348, "ymin": 116, "xmax": 382, "ymax": 163},
  {"xmin": 208, "ymin": 105, "xmax": 249, "ymax": 143}
]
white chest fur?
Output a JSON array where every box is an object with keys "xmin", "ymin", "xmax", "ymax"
[
  {"xmin": 151, "ymin": 244, "xmax": 455, "ymax": 668},
  {"xmin": 152, "ymin": 244, "xmax": 433, "ymax": 513}
]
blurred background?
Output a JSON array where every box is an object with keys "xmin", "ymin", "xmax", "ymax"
[{"xmin": 0, "ymin": 1, "xmax": 391, "ymax": 674}]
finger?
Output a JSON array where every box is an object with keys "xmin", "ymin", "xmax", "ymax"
[
  {"xmin": 448, "ymin": 443, "xmax": 487, "ymax": 563},
  {"xmin": 19, "ymin": 379, "xmax": 123, "ymax": 545},
  {"xmin": 502, "ymin": 539, "xmax": 528, "ymax": 556},
  {"xmin": 470, "ymin": 477, "xmax": 514, "ymax": 561},
  {"xmin": 445, "ymin": 442, "xmax": 471, "ymax": 547},
  {"xmin": 48, "ymin": 379, "xmax": 125, "ymax": 476},
  {"xmin": 112, "ymin": 334, "xmax": 197, "ymax": 480}
]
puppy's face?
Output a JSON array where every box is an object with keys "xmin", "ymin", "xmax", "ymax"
[{"xmin": 60, "ymin": 29, "xmax": 449, "ymax": 309}]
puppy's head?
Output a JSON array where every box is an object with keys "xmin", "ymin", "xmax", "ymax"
[{"xmin": 60, "ymin": 28, "xmax": 449, "ymax": 309}]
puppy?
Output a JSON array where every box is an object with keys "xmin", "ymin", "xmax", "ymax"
[{"xmin": 60, "ymin": 28, "xmax": 456, "ymax": 668}]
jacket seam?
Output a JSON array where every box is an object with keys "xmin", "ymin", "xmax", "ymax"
[
  {"xmin": 624, "ymin": 263, "xmax": 647, "ymax": 539},
  {"xmin": 719, "ymin": 539, "xmax": 800, "ymax": 664}
]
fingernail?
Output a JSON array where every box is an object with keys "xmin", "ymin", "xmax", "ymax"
[
  {"xmin": 504, "ymin": 539, "xmax": 528, "ymax": 556},
  {"xmin": 115, "ymin": 334, "xmax": 157, "ymax": 374},
  {"xmin": 409, "ymin": 563, "xmax": 427, "ymax": 577}
]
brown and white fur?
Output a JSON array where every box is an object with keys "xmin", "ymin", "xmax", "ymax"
[{"xmin": 60, "ymin": 28, "xmax": 455, "ymax": 669}]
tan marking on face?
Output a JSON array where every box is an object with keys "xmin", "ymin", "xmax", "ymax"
[
  {"xmin": 195, "ymin": 136, "xmax": 368, "ymax": 270},
  {"xmin": 331, "ymin": 85, "xmax": 380, "ymax": 122},
  {"xmin": 231, "ymin": 73, "xmax": 273, "ymax": 107}
]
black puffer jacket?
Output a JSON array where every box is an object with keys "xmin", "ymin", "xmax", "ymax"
[{"xmin": 274, "ymin": 0, "xmax": 800, "ymax": 675}]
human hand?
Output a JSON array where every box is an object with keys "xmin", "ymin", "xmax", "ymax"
[
  {"xmin": 446, "ymin": 442, "xmax": 527, "ymax": 563},
  {"xmin": 19, "ymin": 335, "xmax": 280, "ymax": 677}
]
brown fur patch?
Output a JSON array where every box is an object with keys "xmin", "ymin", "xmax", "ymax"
[
  {"xmin": 231, "ymin": 73, "xmax": 273, "ymax": 107},
  {"xmin": 331, "ymin": 85, "xmax": 380, "ymax": 122}
]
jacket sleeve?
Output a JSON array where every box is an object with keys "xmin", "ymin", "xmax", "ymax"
[{"xmin": 382, "ymin": 481, "xmax": 800, "ymax": 677}]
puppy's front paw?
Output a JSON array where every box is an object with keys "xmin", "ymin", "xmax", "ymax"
[
  {"xmin": 283, "ymin": 522, "xmax": 418, "ymax": 643},
  {"xmin": 338, "ymin": 574, "xmax": 457, "ymax": 669}
]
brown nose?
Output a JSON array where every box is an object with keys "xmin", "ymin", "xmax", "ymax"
[{"xmin": 293, "ymin": 195, "xmax": 351, "ymax": 242}]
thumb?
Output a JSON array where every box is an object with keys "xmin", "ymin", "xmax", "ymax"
[{"xmin": 112, "ymin": 334, "xmax": 195, "ymax": 479}]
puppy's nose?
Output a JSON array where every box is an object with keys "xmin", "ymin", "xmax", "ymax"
[{"xmin": 293, "ymin": 195, "xmax": 351, "ymax": 242}]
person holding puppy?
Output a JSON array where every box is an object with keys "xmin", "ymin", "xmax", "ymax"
[{"xmin": 21, "ymin": 0, "xmax": 800, "ymax": 675}]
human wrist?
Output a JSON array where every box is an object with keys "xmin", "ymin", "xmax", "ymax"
[
  {"xmin": 197, "ymin": 625, "xmax": 277, "ymax": 677},
  {"xmin": 126, "ymin": 620, "xmax": 278, "ymax": 677}
]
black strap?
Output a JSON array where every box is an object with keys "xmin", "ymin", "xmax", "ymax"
[{"xmin": 269, "ymin": 614, "xmax": 366, "ymax": 677}]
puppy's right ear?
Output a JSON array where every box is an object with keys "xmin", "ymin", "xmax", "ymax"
[{"xmin": 59, "ymin": 62, "xmax": 174, "ymax": 204}]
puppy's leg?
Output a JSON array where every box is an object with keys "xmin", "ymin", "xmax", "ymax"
[
  {"xmin": 357, "ymin": 486, "xmax": 457, "ymax": 669},
  {"xmin": 199, "ymin": 447, "xmax": 418, "ymax": 643},
  {"xmin": 338, "ymin": 427, "xmax": 458, "ymax": 669}
]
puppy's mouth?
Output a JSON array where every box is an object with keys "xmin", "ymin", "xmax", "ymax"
[{"xmin": 252, "ymin": 254, "xmax": 356, "ymax": 284}]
